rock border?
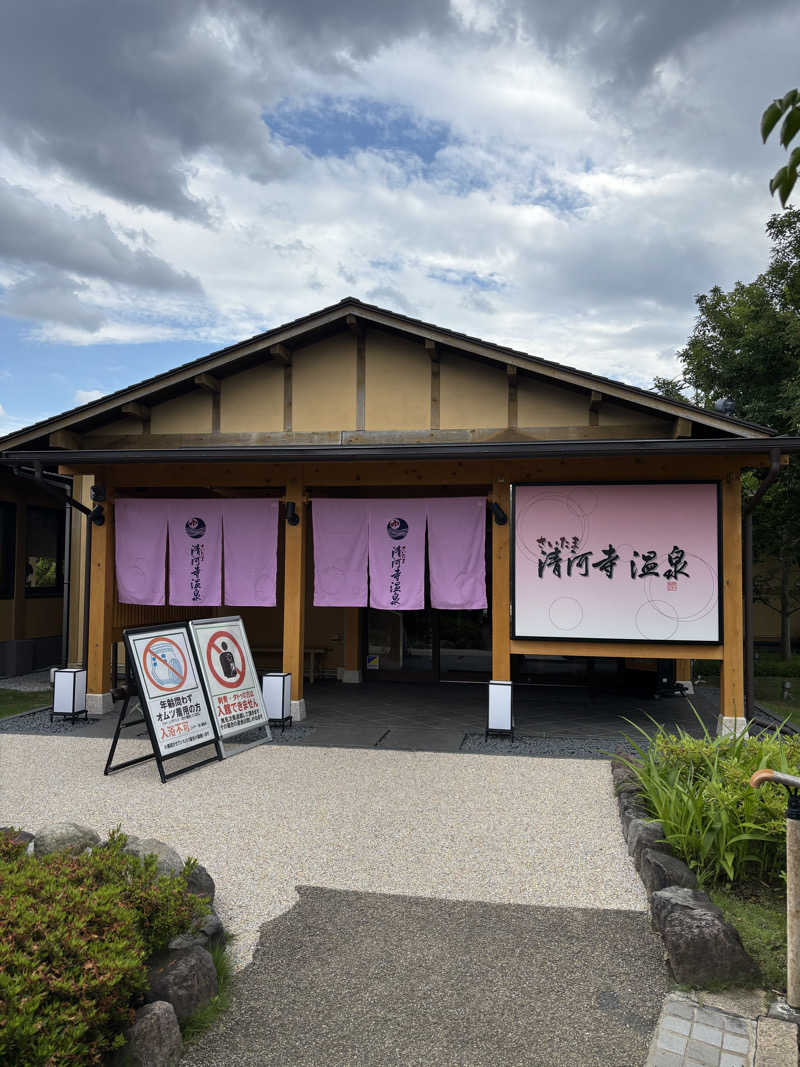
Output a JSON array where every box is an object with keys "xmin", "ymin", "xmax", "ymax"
[
  {"xmin": 610, "ymin": 759, "xmax": 760, "ymax": 988},
  {"xmin": 1, "ymin": 821, "xmax": 225, "ymax": 1067}
]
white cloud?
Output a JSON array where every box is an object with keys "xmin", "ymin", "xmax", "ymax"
[
  {"xmin": 73, "ymin": 388, "xmax": 105, "ymax": 405},
  {"xmin": 0, "ymin": 0, "xmax": 798, "ymax": 413}
]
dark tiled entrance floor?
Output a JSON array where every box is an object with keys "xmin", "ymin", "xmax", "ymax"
[{"xmin": 295, "ymin": 681, "xmax": 719, "ymax": 754}]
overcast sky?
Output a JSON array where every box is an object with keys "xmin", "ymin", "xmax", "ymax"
[{"xmin": 0, "ymin": 0, "xmax": 797, "ymax": 434}]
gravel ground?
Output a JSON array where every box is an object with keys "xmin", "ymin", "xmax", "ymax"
[
  {"xmin": 460, "ymin": 732, "xmax": 638, "ymax": 759},
  {"xmin": 0, "ymin": 708, "xmax": 94, "ymax": 735},
  {"xmin": 0, "ymin": 728, "xmax": 647, "ymax": 972},
  {"xmin": 0, "ymin": 670, "xmax": 52, "ymax": 692}
]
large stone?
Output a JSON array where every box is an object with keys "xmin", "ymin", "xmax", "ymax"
[
  {"xmin": 33, "ymin": 822, "xmax": 100, "ymax": 857},
  {"xmin": 168, "ymin": 912, "xmax": 225, "ymax": 953},
  {"xmin": 611, "ymin": 764, "xmax": 639, "ymax": 791},
  {"xmin": 627, "ymin": 818, "xmax": 672, "ymax": 868},
  {"xmin": 616, "ymin": 781, "xmax": 642, "ymax": 803},
  {"xmin": 651, "ymin": 886, "xmax": 719, "ymax": 934},
  {"xmin": 186, "ymin": 862, "xmax": 215, "ymax": 904},
  {"xmin": 115, "ymin": 1001, "xmax": 182, "ymax": 1067},
  {"xmin": 125, "ymin": 836, "xmax": 184, "ymax": 877},
  {"xmin": 196, "ymin": 912, "xmax": 225, "ymax": 948},
  {"xmin": 610, "ymin": 755, "xmax": 640, "ymax": 776},
  {"xmin": 662, "ymin": 908, "xmax": 759, "ymax": 986},
  {"xmin": 619, "ymin": 797, "xmax": 649, "ymax": 836},
  {"xmin": 146, "ymin": 946, "xmax": 218, "ymax": 1023},
  {"xmin": 640, "ymin": 850, "xmax": 698, "ymax": 896}
]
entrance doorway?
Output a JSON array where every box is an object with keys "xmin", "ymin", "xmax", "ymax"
[{"xmin": 365, "ymin": 608, "xmax": 491, "ymax": 682}]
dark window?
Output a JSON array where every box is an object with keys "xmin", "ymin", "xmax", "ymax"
[
  {"xmin": 0, "ymin": 501, "xmax": 15, "ymax": 598},
  {"xmin": 25, "ymin": 506, "xmax": 64, "ymax": 597}
]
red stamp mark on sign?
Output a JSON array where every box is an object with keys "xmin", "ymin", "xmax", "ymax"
[
  {"xmin": 142, "ymin": 637, "xmax": 188, "ymax": 693},
  {"xmin": 206, "ymin": 630, "xmax": 245, "ymax": 689}
]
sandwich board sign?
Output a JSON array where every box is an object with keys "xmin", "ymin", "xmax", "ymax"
[
  {"xmin": 188, "ymin": 616, "xmax": 271, "ymax": 755},
  {"xmin": 107, "ymin": 623, "xmax": 222, "ymax": 783}
]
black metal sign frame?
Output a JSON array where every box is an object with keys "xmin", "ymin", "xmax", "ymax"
[{"xmin": 105, "ymin": 622, "xmax": 222, "ymax": 784}]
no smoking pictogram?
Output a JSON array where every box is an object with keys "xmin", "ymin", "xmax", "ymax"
[
  {"xmin": 142, "ymin": 637, "xmax": 188, "ymax": 693},
  {"xmin": 206, "ymin": 630, "xmax": 245, "ymax": 689}
]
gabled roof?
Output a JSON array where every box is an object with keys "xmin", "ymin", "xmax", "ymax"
[{"xmin": 0, "ymin": 296, "xmax": 773, "ymax": 450}]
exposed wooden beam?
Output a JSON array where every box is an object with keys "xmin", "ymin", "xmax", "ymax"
[
  {"xmin": 346, "ymin": 314, "xmax": 363, "ymax": 337},
  {"xmin": 507, "ymin": 366, "xmax": 518, "ymax": 430},
  {"xmin": 672, "ymin": 417, "xmax": 692, "ymax": 439},
  {"xmin": 589, "ymin": 390, "xmax": 602, "ymax": 427},
  {"xmin": 425, "ymin": 338, "xmax": 439, "ymax": 362},
  {"xmin": 193, "ymin": 373, "xmax": 220, "ymax": 393},
  {"xmin": 356, "ymin": 331, "xmax": 366, "ymax": 432},
  {"xmin": 283, "ymin": 364, "xmax": 293, "ymax": 432},
  {"xmin": 269, "ymin": 343, "xmax": 291, "ymax": 364},
  {"xmin": 120, "ymin": 401, "xmax": 150, "ymax": 420},
  {"xmin": 49, "ymin": 430, "xmax": 81, "ymax": 450}
]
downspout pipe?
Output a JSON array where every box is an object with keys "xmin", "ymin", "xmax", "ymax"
[{"xmin": 743, "ymin": 447, "xmax": 782, "ymax": 719}]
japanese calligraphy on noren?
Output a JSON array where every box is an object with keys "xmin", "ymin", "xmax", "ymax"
[
  {"xmin": 513, "ymin": 482, "xmax": 721, "ymax": 644},
  {"xmin": 390, "ymin": 544, "xmax": 406, "ymax": 606}
]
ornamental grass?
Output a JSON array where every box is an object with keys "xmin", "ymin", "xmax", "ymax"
[{"xmin": 619, "ymin": 713, "xmax": 800, "ymax": 886}]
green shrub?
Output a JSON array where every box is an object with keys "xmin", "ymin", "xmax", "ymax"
[
  {"xmin": 620, "ymin": 713, "xmax": 799, "ymax": 885},
  {"xmin": 754, "ymin": 653, "xmax": 800, "ymax": 678},
  {"xmin": 0, "ymin": 828, "xmax": 208, "ymax": 1066}
]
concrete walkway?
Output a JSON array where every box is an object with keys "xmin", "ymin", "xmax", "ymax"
[{"xmin": 1, "ymin": 697, "xmax": 673, "ymax": 1064}]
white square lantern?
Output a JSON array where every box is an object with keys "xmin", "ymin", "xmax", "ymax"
[
  {"xmin": 487, "ymin": 680, "xmax": 513, "ymax": 740},
  {"xmin": 262, "ymin": 672, "xmax": 292, "ymax": 728},
  {"xmin": 51, "ymin": 668, "xmax": 88, "ymax": 723}
]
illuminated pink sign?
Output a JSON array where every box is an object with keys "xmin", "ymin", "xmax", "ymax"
[{"xmin": 512, "ymin": 483, "xmax": 720, "ymax": 643}]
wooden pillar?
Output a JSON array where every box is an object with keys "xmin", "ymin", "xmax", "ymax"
[
  {"xmin": 87, "ymin": 490, "xmax": 114, "ymax": 707},
  {"xmin": 282, "ymin": 470, "xmax": 306, "ymax": 711},
  {"xmin": 491, "ymin": 475, "xmax": 511, "ymax": 681},
  {"xmin": 675, "ymin": 658, "xmax": 692, "ymax": 684},
  {"xmin": 343, "ymin": 607, "xmax": 362, "ymax": 680},
  {"xmin": 720, "ymin": 472, "xmax": 744, "ymax": 723}
]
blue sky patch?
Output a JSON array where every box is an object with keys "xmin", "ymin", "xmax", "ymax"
[
  {"xmin": 266, "ymin": 96, "xmax": 451, "ymax": 165},
  {"xmin": 0, "ymin": 315, "xmax": 214, "ymax": 430}
]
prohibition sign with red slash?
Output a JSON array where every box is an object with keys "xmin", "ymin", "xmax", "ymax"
[
  {"xmin": 142, "ymin": 637, "xmax": 188, "ymax": 693},
  {"xmin": 206, "ymin": 630, "xmax": 245, "ymax": 689}
]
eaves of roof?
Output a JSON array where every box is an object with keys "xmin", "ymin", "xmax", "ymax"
[
  {"xmin": 0, "ymin": 297, "xmax": 774, "ymax": 450},
  {"xmin": 3, "ymin": 437, "xmax": 797, "ymax": 468}
]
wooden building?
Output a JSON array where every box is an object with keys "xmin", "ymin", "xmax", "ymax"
[{"xmin": 0, "ymin": 298, "xmax": 796, "ymax": 720}]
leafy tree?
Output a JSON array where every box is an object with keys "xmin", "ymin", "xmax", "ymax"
[
  {"xmin": 651, "ymin": 375, "xmax": 690, "ymax": 403},
  {"xmin": 762, "ymin": 89, "xmax": 800, "ymax": 207},
  {"xmin": 676, "ymin": 209, "xmax": 800, "ymax": 656}
]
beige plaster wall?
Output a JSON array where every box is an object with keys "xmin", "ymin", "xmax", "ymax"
[
  {"xmin": 517, "ymin": 379, "xmax": 588, "ymax": 427},
  {"xmin": 292, "ymin": 335, "xmax": 357, "ymax": 432},
  {"xmin": 150, "ymin": 391, "xmax": 213, "ymax": 434},
  {"xmin": 220, "ymin": 362, "xmax": 284, "ymax": 432},
  {"xmin": 440, "ymin": 354, "xmax": 507, "ymax": 429},
  {"xmin": 365, "ymin": 332, "xmax": 430, "ymax": 430}
]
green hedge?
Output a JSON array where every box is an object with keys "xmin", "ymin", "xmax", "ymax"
[
  {"xmin": 621, "ymin": 716, "xmax": 799, "ymax": 885},
  {"xmin": 694, "ymin": 653, "xmax": 800, "ymax": 679},
  {"xmin": 0, "ymin": 829, "xmax": 207, "ymax": 1066}
]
